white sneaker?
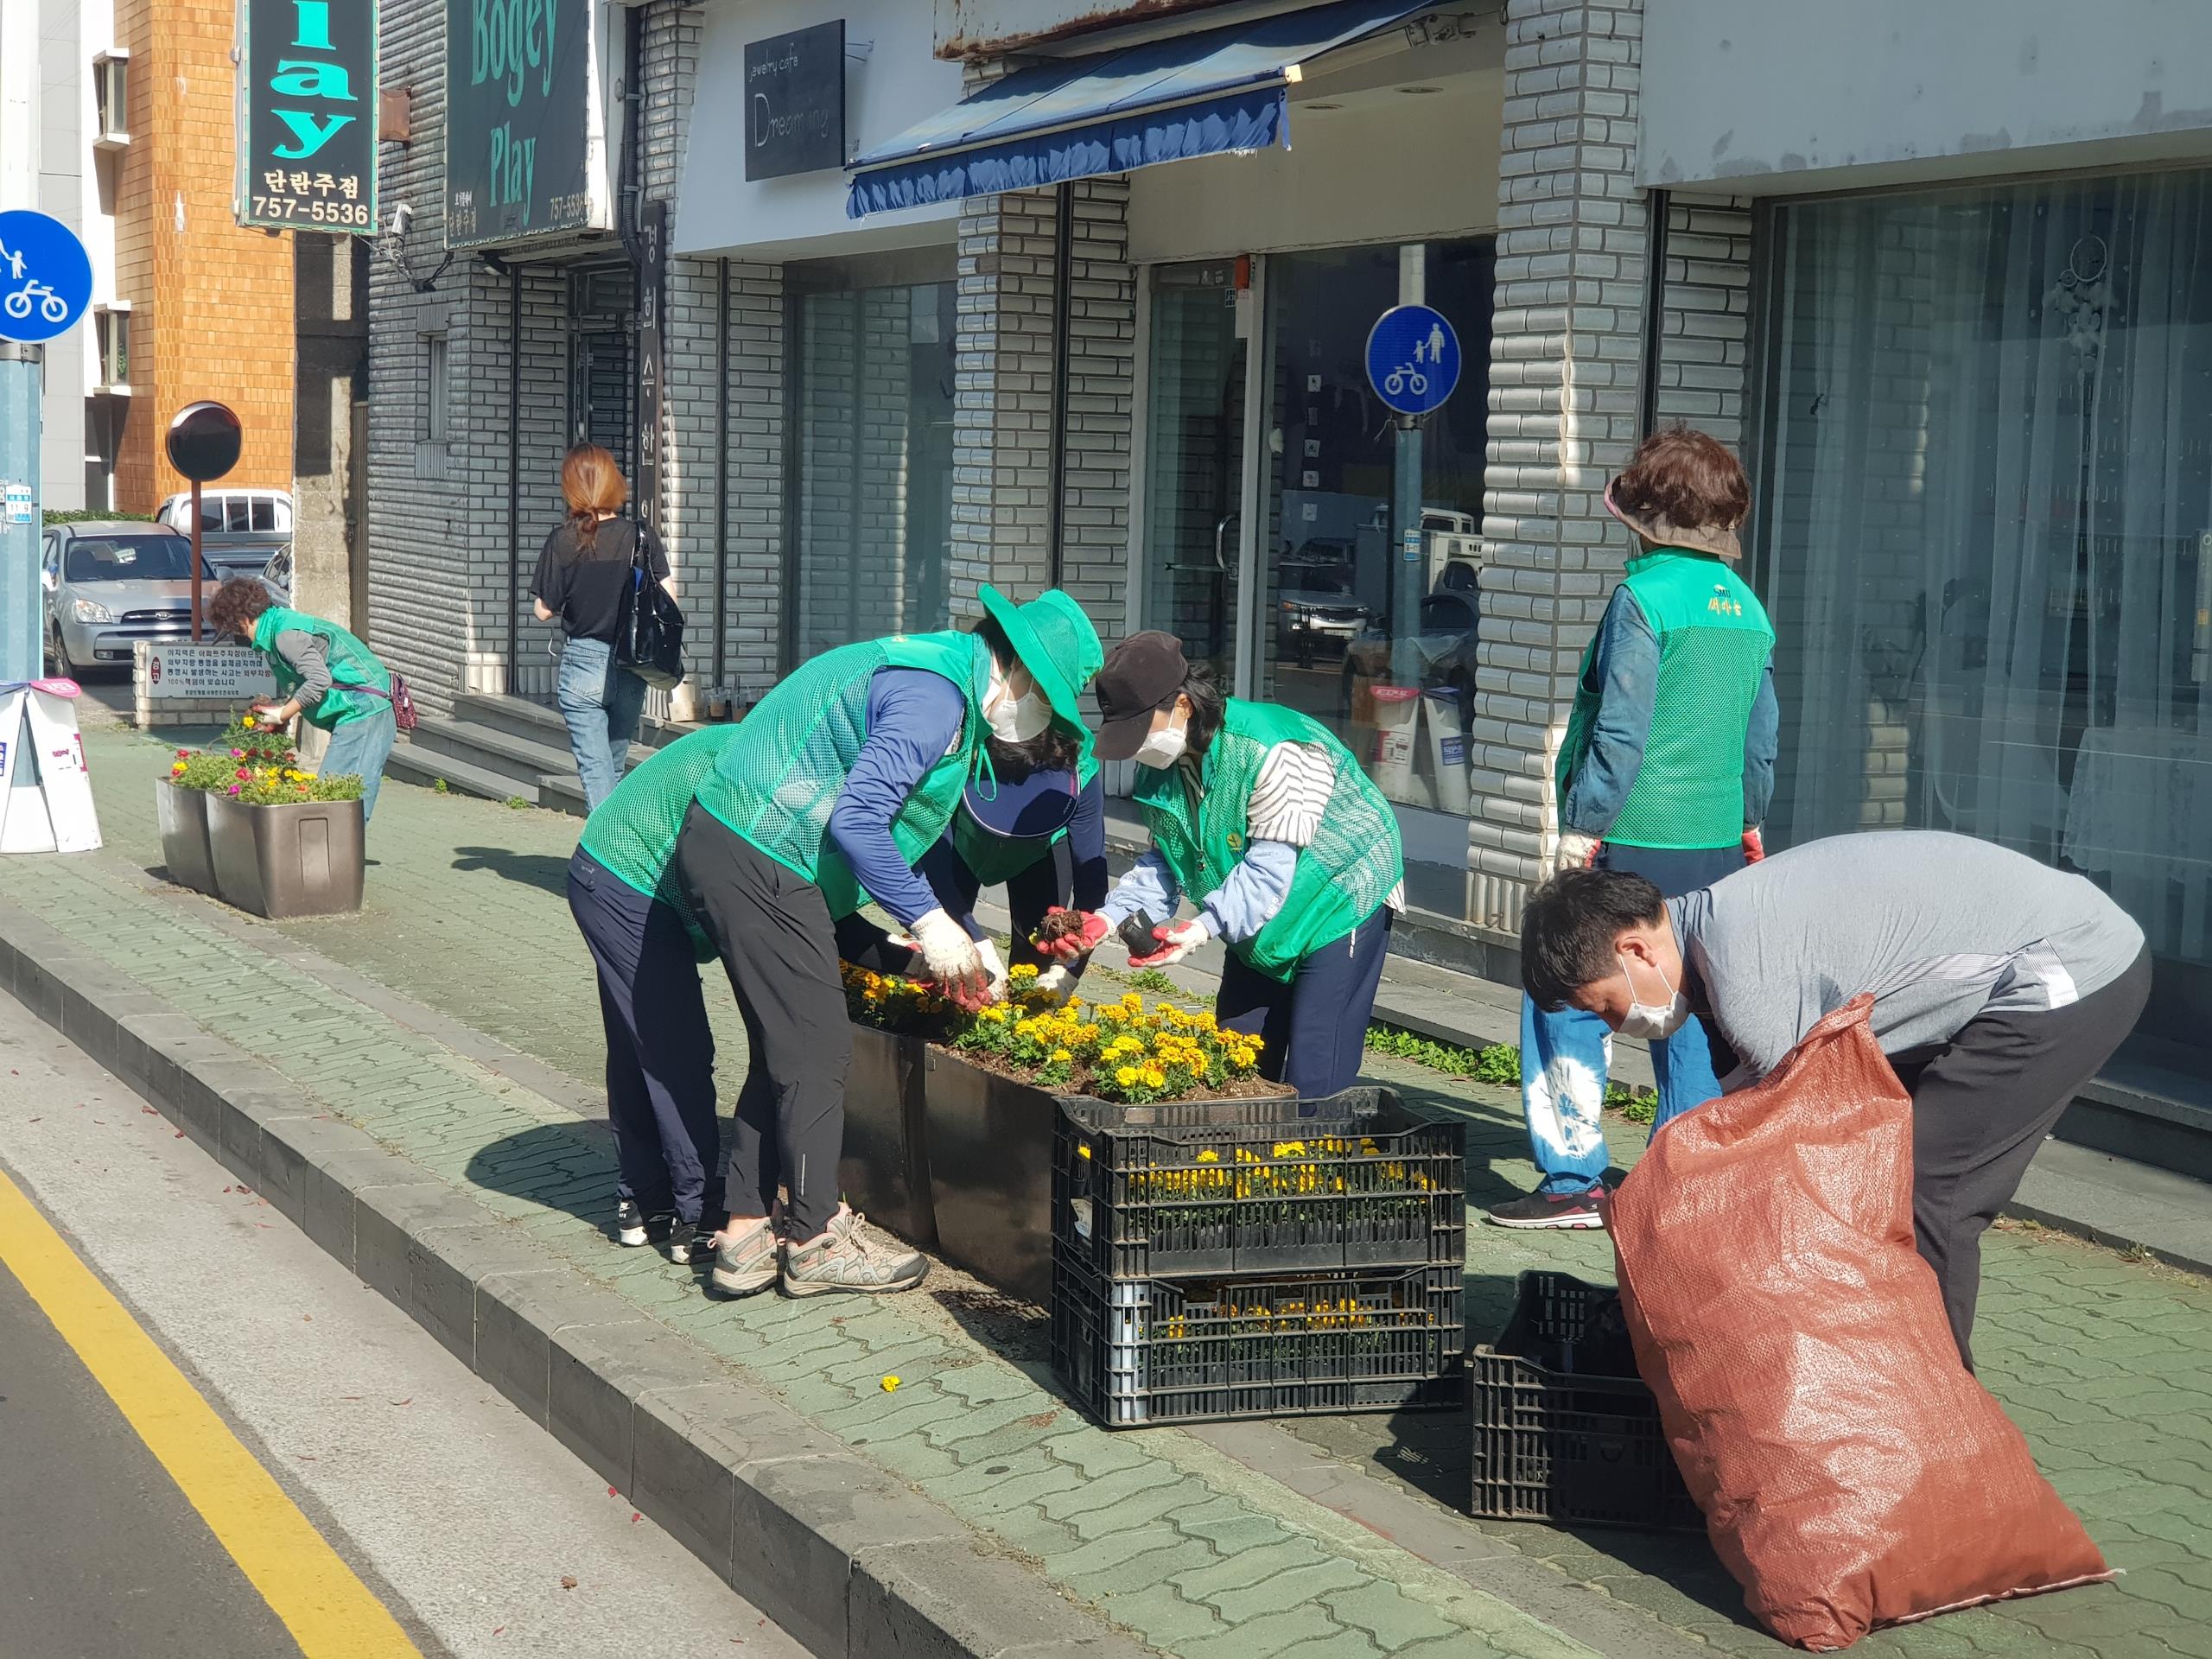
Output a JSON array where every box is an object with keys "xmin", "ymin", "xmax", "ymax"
[{"xmin": 780, "ymin": 1208, "xmax": 928, "ymax": 1298}]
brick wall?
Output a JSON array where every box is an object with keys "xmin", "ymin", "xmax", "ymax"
[{"xmin": 111, "ymin": 0, "xmax": 296, "ymax": 512}]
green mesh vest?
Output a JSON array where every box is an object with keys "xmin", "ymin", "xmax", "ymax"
[
  {"xmin": 1555, "ymin": 550, "xmax": 1775, "ymax": 850},
  {"xmin": 579, "ymin": 725, "xmax": 743, "ymax": 957},
  {"xmin": 1135, "ymin": 699, "xmax": 1402, "ymax": 981},
  {"xmin": 693, "ymin": 632, "xmax": 988, "ymax": 916},
  {"xmin": 251, "ymin": 607, "xmax": 391, "ymax": 731},
  {"xmin": 948, "ymin": 748, "xmax": 1100, "ymax": 887}
]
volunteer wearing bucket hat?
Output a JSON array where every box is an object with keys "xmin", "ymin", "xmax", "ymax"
[
  {"xmin": 1487, "ymin": 424, "xmax": 1781, "ymax": 1231},
  {"xmin": 1039, "ymin": 632, "xmax": 1405, "ymax": 1097},
  {"xmin": 674, "ymin": 586, "xmax": 1101, "ymax": 1300}
]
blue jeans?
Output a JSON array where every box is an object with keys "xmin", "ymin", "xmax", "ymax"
[
  {"xmin": 1520, "ymin": 841, "xmax": 1743, "ymax": 1194},
  {"xmin": 556, "ymin": 635, "xmax": 648, "ymax": 811},
  {"xmin": 319, "ymin": 707, "xmax": 397, "ymax": 823}
]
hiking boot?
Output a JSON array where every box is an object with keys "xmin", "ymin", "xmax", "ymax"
[
  {"xmin": 1485, "ymin": 1185, "xmax": 1608, "ymax": 1230},
  {"xmin": 781, "ymin": 1208, "xmax": 928, "ymax": 1299},
  {"xmin": 615, "ymin": 1198, "xmax": 672, "ymax": 1248},
  {"xmin": 709, "ymin": 1217, "xmax": 779, "ymax": 1297}
]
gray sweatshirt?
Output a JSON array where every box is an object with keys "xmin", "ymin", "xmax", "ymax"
[{"xmin": 1669, "ymin": 830, "xmax": 2145, "ymax": 1089}]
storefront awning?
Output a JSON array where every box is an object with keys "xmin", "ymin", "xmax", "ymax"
[{"xmin": 846, "ymin": 0, "xmax": 1433, "ymax": 219}]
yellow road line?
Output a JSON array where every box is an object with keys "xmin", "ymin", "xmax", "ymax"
[{"xmin": 0, "ymin": 1166, "xmax": 422, "ymax": 1658}]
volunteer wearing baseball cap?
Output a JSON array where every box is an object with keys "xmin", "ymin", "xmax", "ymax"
[
  {"xmin": 1038, "ymin": 632, "xmax": 1404, "ymax": 1097},
  {"xmin": 675, "ymin": 585, "xmax": 1101, "ymax": 1300}
]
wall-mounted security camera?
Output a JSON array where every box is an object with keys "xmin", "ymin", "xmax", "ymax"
[{"xmin": 387, "ymin": 201, "xmax": 415, "ymax": 238}]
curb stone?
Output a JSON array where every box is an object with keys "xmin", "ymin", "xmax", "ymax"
[{"xmin": 0, "ymin": 899, "xmax": 1154, "ymax": 1659}]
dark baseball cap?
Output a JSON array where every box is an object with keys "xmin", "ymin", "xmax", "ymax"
[{"xmin": 1091, "ymin": 631, "xmax": 1189, "ymax": 761}]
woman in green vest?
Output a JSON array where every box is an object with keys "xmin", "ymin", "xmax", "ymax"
[
  {"xmin": 207, "ymin": 576, "xmax": 400, "ymax": 823},
  {"xmin": 673, "ymin": 586, "xmax": 1102, "ymax": 1300},
  {"xmin": 1039, "ymin": 631, "xmax": 1404, "ymax": 1099}
]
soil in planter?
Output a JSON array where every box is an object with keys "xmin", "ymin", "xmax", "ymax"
[{"xmin": 948, "ymin": 1042, "xmax": 1296, "ymax": 1103}]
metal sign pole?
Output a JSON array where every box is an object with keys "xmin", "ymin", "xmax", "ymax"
[
  {"xmin": 0, "ymin": 340, "xmax": 41, "ymax": 685},
  {"xmin": 190, "ymin": 478, "xmax": 205, "ymax": 642}
]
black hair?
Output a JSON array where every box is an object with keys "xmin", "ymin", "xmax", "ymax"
[
  {"xmin": 1179, "ymin": 661, "xmax": 1227, "ymax": 757},
  {"xmin": 972, "ymin": 613, "xmax": 1017, "ymax": 672},
  {"xmin": 1521, "ymin": 868, "xmax": 1667, "ymax": 1011},
  {"xmin": 984, "ymin": 724, "xmax": 1081, "ymax": 782}
]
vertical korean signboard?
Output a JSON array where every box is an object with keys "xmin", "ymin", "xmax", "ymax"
[
  {"xmin": 238, "ymin": 0, "xmax": 379, "ymax": 231},
  {"xmin": 445, "ymin": 0, "xmax": 596, "ymax": 247}
]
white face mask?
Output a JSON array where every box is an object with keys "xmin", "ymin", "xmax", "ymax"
[
  {"xmin": 984, "ymin": 673, "xmax": 1052, "ymax": 743},
  {"xmin": 1131, "ymin": 712, "xmax": 1189, "ymax": 769},
  {"xmin": 1618, "ymin": 951, "xmax": 1691, "ymax": 1042}
]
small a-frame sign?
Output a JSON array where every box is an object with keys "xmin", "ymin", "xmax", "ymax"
[{"xmin": 0, "ymin": 679, "xmax": 104, "ymax": 854}]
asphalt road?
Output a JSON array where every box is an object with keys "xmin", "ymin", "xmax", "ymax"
[{"xmin": 0, "ymin": 991, "xmax": 806, "ymax": 1659}]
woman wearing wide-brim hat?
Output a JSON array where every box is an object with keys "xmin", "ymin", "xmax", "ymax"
[
  {"xmin": 673, "ymin": 585, "xmax": 1101, "ymax": 1300},
  {"xmin": 1038, "ymin": 631, "xmax": 1405, "ymax": 1099}
]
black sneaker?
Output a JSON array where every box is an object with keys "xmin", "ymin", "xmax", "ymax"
[
  {"xmin": 615, "ymin": 1199, "xmax": 673, "ymax": 1248},
  {"xmin": 1485, "ymin": 1185, "xmax": 1608, "ymax": 1230},
  {"xmin": 666, "ymin": 1217, "xmax": 706, "ymax": 1266}
]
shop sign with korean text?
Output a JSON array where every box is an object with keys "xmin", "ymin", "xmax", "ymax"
[
  {"xmin": 237, "ymin": 0, "xmax": 379, "ymax": 232},
  {"xmin": 445, "ymin": 0, "xmax": 601, "ymax": 248}
]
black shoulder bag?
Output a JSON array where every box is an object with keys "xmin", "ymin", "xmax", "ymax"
[{"xmin": 613, "ymin": 522, "xmax": 686, "ymax": 690}]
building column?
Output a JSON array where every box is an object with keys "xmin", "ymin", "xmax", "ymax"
[{"xmin": 1470, "ymin": 0, "xmax": 1648, "ymax": 925}]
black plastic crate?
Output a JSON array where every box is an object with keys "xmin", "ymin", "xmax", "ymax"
[
  {"xmin": 1051, "ymin": 1247, "xmax": 1465, "ymax": 1428},
  {"xmin": 1469, "ymin": 1271, "xmax": 1703, "ymax": 1532},
  {"xmin": 1053, "ymin": 1087, "xmax": 1464, "ymax": 1280}
]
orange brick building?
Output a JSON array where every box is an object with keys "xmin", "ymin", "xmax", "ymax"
[{"xmin": 110, "ymin": 0, "xmax": 294, "ymax": 511}]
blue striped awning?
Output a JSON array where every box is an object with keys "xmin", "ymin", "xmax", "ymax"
[{"xmin": 847, "ymin": 0, "xmax": 1431, "ymax": 219}]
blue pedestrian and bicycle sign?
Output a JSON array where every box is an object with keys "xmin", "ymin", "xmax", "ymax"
[
  {"xmin": 1365, "ymin": 302, "xmax": 1461, "ymax": 417},
  {"xmin": 0, "ymin": 210, "xmax": 92, "ymax": 345}
]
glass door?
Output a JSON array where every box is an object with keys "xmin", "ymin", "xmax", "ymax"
[{"xmin": 1141, "ymin": 262, "xmax": 1247, "ymax": 686}]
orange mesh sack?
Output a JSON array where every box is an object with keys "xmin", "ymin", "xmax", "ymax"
[{"xmin": 1607, "ymin": 995, "xmax": 2110, "ymax": 1651}]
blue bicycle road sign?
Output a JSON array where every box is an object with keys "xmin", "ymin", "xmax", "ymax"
[
  {"xmin": 0, "ymin": 210, "xmax": 93, "ymax": 345},
  {"xmin": 1364, "ymin": 303, "xmax": 1461, "ymax": 418}
]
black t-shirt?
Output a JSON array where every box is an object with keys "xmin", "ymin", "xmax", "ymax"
[{"xmin": 531, "ymin": 518, "xmax": 669, "ymax": 643}]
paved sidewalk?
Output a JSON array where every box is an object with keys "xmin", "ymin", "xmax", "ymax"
[{"xmin": 10, "ymin": 720, "xmax": 2211, "ymax": 1659}]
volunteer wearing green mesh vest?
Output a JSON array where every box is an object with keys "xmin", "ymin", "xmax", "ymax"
[
  {"xmin": 673, "ymin": 587, "xmax": 1102, "ymax": 1300},
  {"xmin": 1487, "ymin": 426, "xmax": 1780, "ymax": 1230},
  {"xmin": 568, "ymin": 725, "xmax": 742, "ymax": 1270},
  {"xmin": 1039, "ymin": 632, "xmax": 1405, "ymax": 1099},
  {"xmin": 207, "ymin": 577, "xmax": 399, "ymax": 823}
]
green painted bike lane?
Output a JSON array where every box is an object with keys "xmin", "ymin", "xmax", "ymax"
[{"xmin": 14, "ymin": 723, "xmax": 2211, "ymax": 1659}]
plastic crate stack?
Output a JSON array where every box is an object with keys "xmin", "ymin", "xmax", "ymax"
[{"xmin": 1049, "ymin": 1086, "xmax": 1467, "ymax": 1428}]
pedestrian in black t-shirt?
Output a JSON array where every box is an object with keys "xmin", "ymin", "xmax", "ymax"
[{"xmin": 531, "ymin": 444, "xmax": 673, "ymax": 810}]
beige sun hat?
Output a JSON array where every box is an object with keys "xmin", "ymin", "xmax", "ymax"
[{"xmin": 1603, "ymin": 479, "xmax": 1744, "ymax": 563}]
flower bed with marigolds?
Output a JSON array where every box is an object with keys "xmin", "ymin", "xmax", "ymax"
[
  {"xmin": 842, "ymin": 962, "xmax": 1279, "ymax": 1106},
  {"xmin": 166, "ymin": 711, "xmax": 364, "ymax": 805}
]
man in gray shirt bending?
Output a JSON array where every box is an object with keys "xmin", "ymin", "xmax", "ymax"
[{"xmin": 1519, "ymin": 831, "xmax": 2151, "ymax": 1367}]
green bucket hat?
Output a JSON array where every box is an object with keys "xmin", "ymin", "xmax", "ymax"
[{"xmin": 979, "ymin": 584, "xmax": 1103, "ymax": 734}]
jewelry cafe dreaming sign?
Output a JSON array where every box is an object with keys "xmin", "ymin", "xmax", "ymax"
[
  {"xmin": 445, "ymin": 0, "xmax": 601, "ymax": 247},
  {"xmin": 237, "ymin": 0, "xmax": 378, "ymax": 231}
]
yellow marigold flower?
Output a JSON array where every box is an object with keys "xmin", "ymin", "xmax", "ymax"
[
  {"xmin": 1115, "ymin": 1065, "xmax": 1139, "ymax": 1086},
  {"xmin": 1142, "ymin": 1066, "xmax": 1166, "ymax": 1088},
  {"xmin": 1009, "ymin": 963, "xmax": 1039, "ymax": 982},
  {"xmin": 1051, "ymin": 1048, "xmax": 1071, "ymax": 1063}
]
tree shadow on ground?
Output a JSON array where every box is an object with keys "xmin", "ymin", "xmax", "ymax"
[
  {"xmin": 452, "ymin": 846, "xmax": 571, "ymax": 896},
  {"xmin": 464, "ymin": 1120, "xmax": 623, "ymax": 1236}
]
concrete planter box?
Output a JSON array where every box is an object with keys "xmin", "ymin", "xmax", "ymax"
[
  {"xmin": 842, "ymin": 1022, "xmax": 1263, "ymax": 1306},
  {"xmin": 206, "ymin": 793, "xmax": 365, "ymax": 918},
  {"xmin": 155, "ymin": 780, "xmax": 219, "ymax": 896}
]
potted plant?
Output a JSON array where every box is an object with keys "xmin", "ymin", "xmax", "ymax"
[
  {"xmin": 195, "ymin": 712, "xmax": 369, "ymax": 919},
  {"xmin": 156, "ymin": 747, "xmax": 232, "ymax": 896},
  {"xmin": 842, "ymin": 963, "xmax": 1283, "ymax": 1301}
]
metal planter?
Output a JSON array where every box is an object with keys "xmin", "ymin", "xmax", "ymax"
[
  {"xmin": 155, "ymin": 780, "xmax": 218, "ymax": 896},
  {"xmin": 205, "ymin": 793, "xmax": 365, "ymax": 918},
  {"xmin": 839, "ymin": 1023, "xmax": 938, "ymax": 1249},
  {"xmin": 924, "ymin": 1046, "xmax": 1065, "ymax": 1304}
]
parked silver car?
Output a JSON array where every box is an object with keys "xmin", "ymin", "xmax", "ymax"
[{"xmin": 41, "ymin": 521, "xmax": 217, "ymax": 677}]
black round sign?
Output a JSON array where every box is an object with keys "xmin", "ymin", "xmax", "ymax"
[{"xmin": 165, "ymin": 401, "xmax": 243, "ymax": 483}]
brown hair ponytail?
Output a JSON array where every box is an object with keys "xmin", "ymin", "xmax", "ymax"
[{"xmin": 560, "ymin": 443, "xmax": 628, "ymax": 552}]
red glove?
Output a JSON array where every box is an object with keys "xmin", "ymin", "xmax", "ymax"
[
  {"xmin": 1741, "ymin": 827, "xmax": 1765, "ymax": 865},
  {"xmin": 1033, "ymin": 907, "xmax": 1109, "ymax": 961},
  {"xmin": 1128, "ymin": 918, "xmax": 1208, "ymax": 969}
]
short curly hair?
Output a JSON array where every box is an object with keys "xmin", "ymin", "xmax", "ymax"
[
  {"xmin": 1610, "ymin": 424, "xmax": 1749, "ymax": 533},
  {"xmin": 207, "ymin": 575, "xmax": 274, "ymax": 642}
]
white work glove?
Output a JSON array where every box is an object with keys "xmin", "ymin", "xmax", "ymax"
[
  {"xmin": 1555, "ymin": 830, "xmax": 1600, "ymax": 876},
  {"xmin": 1031, "ymin": 963, "xmax": 1077, "ymax": 1006},
  {"xmin": 910, "ymin": 908, "xmax": 991, "ymax": 1009},
  {"xmin": 1128, "ymin": 917, "xmax": 1209, "ymax": 969},
  {"xmin": 975, "ymin": 937, "xmax": 1009, "ymax": 1004}
]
